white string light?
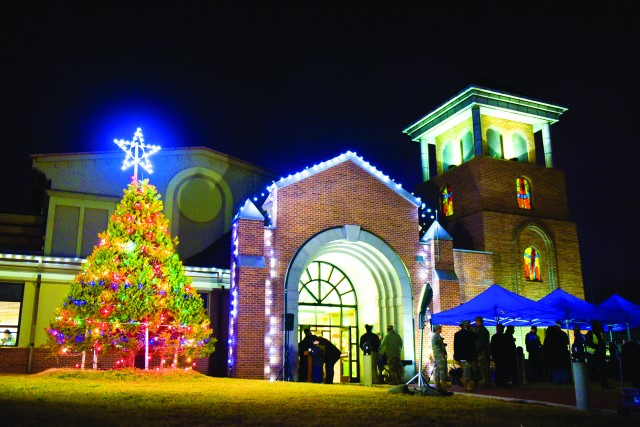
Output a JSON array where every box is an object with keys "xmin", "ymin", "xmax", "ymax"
[{"xmin": 114, "ymin": 127, "xmax": 161, "ymax": 180}]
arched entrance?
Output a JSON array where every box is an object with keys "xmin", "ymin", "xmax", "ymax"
[
  {"xmin": 298, "ymin": 260, "xmax": 358, "ymax": 383},
  {"xmin": 285, "ymin": 224, "xmax": 414, "ymax": 383}
]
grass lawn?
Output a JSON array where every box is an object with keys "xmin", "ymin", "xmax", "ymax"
[{"xmin": 0, "ymin": 369, "xmax": 636, "ymax": 426}]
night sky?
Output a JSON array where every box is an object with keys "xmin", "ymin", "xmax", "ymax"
[{"xmin": 4, "ymin": 5, "xmax": 639, "ymax": 303}]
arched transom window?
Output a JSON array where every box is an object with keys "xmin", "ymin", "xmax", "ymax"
[{"xmin": 487, "ymin": 128, "xmax": 503, "ymax": 159}]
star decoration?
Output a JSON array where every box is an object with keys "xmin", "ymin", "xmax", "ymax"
[{"xmin": 114, "ymin": 128, "xmax": 161, "ymax": 180}]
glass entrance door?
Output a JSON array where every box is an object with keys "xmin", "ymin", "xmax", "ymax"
[
  {"xmin": 298, "ymin": 324, "xmax": 359, "ymax": 383},
  {"xmin": 298, "ymin": 261, "xmax": 359, "ymax": 382}
]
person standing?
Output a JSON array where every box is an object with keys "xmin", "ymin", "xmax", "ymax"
[
  {"xmin": 314, "ymin": 335, "xmax": 342, "ymax": 384},
  {"xmin": 453, "ymin": 320, "xmax": 477, "ymax": 391},
  {"xmin": 516, "ymin": 346, "xmax": 526, "ymax": 386},
  {"xmin": 621, "ymin": 339, "xmax": 640, "ymax": 388},
  {"xmin": 431, "ymin": 324, "xmax": 450, "ymax": 388},
  {"xmin": 504, "ymin": 325, "xmax": 518, "ymax": 385},
  {"xmin": 525, "ymin": 325, "xmax": 543, "ymax": 383},
  {"xmin": 544, "ymin": 321, "xmax": 570, "ymax": 384},
  {"xmin": 359, "ymin": 324, "xmax": 381, "ymax": 384},
  {"xmin": 298, "ymin": 327, "xmax": 318, "ymax": 382},
  {"xmin": 1, "ymin": 329, "xmax": 15, "ymax": 346},
  {"xmin": 585, "ymin": 319, "xmax": 611, "ymax": 388},
  {"xmin": 379, "ymin": 324, "xmax": 403, "ymax": 385},
  {"xmin": 571, "ymin": 325, "xmax": 586, "ymax": 363},
  {"xmin": 491, "ymin": 324, "xmax": 507, "ymax": 386},
  {"xmin": 473, "ymin": 316, "xmax": 491, "ymax": 387}
]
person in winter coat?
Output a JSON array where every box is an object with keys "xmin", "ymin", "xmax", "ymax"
[
  {"xmin": 585, "ymin": 319, "xmax": 611, "ymax": 388},
  {"xmin": 314, "ymin": 335, "xmax": 343, "ymax": 384},
  {"xmin": 543, "ymin": 321, "xmax": 570, "ymax": 384},
  {"xmin": 525, "ymin": 325, "xmax": 543, "ymax": 382},
  {"xmin": 454, "ymin": 320, "xmax": 477, "ymax": 391},
  {"xmin": 359, "ymin": 324, "xmax": 381, "ymax": 384}
]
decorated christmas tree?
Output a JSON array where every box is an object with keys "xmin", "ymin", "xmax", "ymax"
[{"xmin": 47, "ymin": 129, "xmax": 215, "ymax": 369}]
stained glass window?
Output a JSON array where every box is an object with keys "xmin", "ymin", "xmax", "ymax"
[
  {"xmin": 524, "ymin": 246, "xmax": 541, "ymax": 281},
  {"xmin": 441, "ymin": 185, "xmax": 453, "ymax": 216},
  {"xmin": 516, "ymin": 177, "xmax": 531, "ymax": 209}
]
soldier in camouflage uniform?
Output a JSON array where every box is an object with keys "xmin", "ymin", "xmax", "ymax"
[
  {"xmin": 379, "ymin": 324, "xmax": 404, "ymax": 385},
  {"xmin": 431, "ymin": 324, "xmax": 450, "ymax": 387},
  {"xmin": 473, "ymin": 316, "xmax": 491, "ymax": 387}
]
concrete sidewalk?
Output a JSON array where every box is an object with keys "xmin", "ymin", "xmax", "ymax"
[{"xmin": 409, "ymin": 380, "xmax": 639, "ymax": 415}]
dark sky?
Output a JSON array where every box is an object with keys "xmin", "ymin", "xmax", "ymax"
[{"xmin": 4, "ymin": 4, "xmax": 640, "ymax": 303}]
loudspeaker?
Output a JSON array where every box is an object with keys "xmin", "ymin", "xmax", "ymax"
[
  {"xmin": 284, "ymin": 313, "xmax": 294, "ymax": 331},
  {"xmin": 418, "ymin": 283, "xmax": 433, "ymax": 320}
]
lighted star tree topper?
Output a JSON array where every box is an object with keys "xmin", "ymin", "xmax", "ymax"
[{"xmin": 114, "ymin": 127, "xmax": 161, "ymax": 180}]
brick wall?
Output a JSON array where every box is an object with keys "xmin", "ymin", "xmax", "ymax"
[
  {"xmin": 418, "ymin": 155, "xmax": 584, "ymax": 301},
  {"xmin": 0, "ymin": 347, "xmax": 209, "ymax": 374},
  {"xmin": 265, "ymin": 160, "xmax": 423, "ymax": 367}
]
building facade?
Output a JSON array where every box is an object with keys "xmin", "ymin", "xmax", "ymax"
[{"xmin": 1, "ymin": 85, "xmax": 584, "ymax": 381}]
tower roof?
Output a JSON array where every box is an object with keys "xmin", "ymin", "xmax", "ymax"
[
  {"xmin": 234, "ymin": 199, "xmax": 264, "ymax": 221},
  {"xmin": 420, "ymin": 220, "xmax": 452, "ymax": 243},
  {"xmin": 403, "ymin": 85, "xmax": 568, "ymax": 142}
]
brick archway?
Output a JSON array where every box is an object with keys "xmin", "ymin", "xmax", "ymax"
[
  {"xmin": 230, "ymin": 154, "xmax": 423, "ymax": 380},
  {"xmin": 284, "ymin": 224, "xmax": 414, "ymax": 381}
]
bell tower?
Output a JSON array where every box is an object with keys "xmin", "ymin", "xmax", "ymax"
[{"xmin": 405, "ymin": 85, "xmax": 584, "ymax": 300}]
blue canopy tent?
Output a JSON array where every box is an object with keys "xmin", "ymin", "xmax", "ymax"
[
  {"xmin": 535, "ymin": 288, "xmax": 621, "ymax": 330},
  {"xmin": 430, "ymin": 284, "xmax": 552, "ymax": 327},
  {"xmin": 597, "ymin": 294, "xmax": 640, "ymax": 340}
]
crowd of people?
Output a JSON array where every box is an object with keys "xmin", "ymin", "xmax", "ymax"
[
  {"xmin": 298, "ymin": 323, "xmax": 405, "ymax": 385},
  {"xmin": 297, "ymin": 320, "xmax": 640, "ymax": 391},
  {"xmin": 437, "ymin": 317, "xmax": 640, "ymax": 391}
]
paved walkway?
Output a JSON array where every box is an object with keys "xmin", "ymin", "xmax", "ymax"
[{"xmin": 406, "ymin": 380, "xmax": 640, "ymax": 415}]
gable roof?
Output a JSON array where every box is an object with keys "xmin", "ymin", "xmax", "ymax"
[{"xmin": 266, "ymin": 151, "xmax": 421, "ymax": 206}]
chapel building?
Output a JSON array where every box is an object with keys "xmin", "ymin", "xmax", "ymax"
[{"xmin": 0, "ymin": 85, "xmax": 584, "ymax": 382}]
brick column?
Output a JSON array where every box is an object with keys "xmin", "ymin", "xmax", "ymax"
[{"xmin": 229, "ymin": 200, "xmax": 267, "ymax": 379}]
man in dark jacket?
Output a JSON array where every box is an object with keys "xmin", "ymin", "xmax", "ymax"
[
  {"xmin": 525, "ymin": 325, "xmax": 543, "ymax": 383},
  {"xmin": 453, "ymin": 320, "xmax": 477, "ymax": 391},
  {"xmin": 504, "ymin": 325, "xmax": 518, "ymax": 385},
  {"xmin": 491, "ymin": 324, "xmax": 507, "ymax": 386},
  {"xmin": 360, "ymin": 324, "xmax": 381, "ymax": 384},
  {"xmin": 298, "ymin": 327, "xmax": 318, "ymax": 382},
  {"xmin": 315, "ymin": 335, "xmax": 342, "ymax": 384},
  {"xmin": 544, "ymin": 321, "xmax": 570, "ymax": 384}
]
